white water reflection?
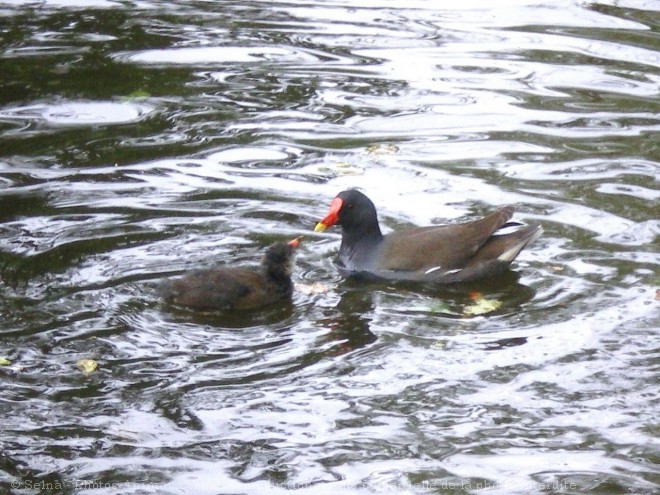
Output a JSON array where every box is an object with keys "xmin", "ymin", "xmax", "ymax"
[
  {"xmin": 4, "ymin": 0, "xmax": 121, "ymax": 7},
  {"xmin": 120, "ymin": 45, "xmax": 356, "ymax": 66},
  {"xmin": 0, "ymin": 101, "xmax": 154, "ymax": 127},
  {"xmin": 0, "ymin": 0, "xmax": 658, "ymax": 494}
]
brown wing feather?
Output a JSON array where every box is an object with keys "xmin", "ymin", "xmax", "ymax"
[{"xmin": 377, "ymin": 206, "xmax": 514, "ymax": 272}]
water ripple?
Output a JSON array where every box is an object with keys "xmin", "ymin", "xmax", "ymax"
[{"xmin": 1, "ymin": 0, "xmax": 658, "ymax": 494}]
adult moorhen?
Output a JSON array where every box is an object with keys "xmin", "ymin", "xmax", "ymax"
[
  {"xmin": 160, "ymin": 238, "xmax": 300, "ymax": 310},
  {"xmin": 314, "ymin": 189, "xmax": 542, "ymax": 283}
]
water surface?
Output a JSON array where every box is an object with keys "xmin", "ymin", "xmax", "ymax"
[{"xmin": 1, "ymin": 1, "xmax": 658, "ymax": 494}]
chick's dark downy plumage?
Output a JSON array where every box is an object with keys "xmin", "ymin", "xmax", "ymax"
[{"xmin": 160, "ymin": 239, "xmax": 299, "ymax": 310}]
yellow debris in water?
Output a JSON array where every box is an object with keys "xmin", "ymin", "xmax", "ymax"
[
  {"xmin": 77, "ymin": 359, "xmax": 98, "ymax": 374},
  {"xmin": 294, "ymin": 282, "xmax": 331, "ymax": 295},
  {"xmin": 463, "ymin": 296, "xmax": 503, "ymax": 316},
  {"xmin": 366, "ymin": 143, "xmax": 399, "ymax": 155},
  {"xmin": 318, "ymin": 161, "xmax": 365, "ymax": 176}
]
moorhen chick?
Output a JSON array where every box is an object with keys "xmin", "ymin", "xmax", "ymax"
[
  {"xmin": 314, "ymin": 189, "xmax": 542, "ymax": 283},
  {"xmin": 160, "ymin": 238, "xmax": 300, "ymax": 310}
]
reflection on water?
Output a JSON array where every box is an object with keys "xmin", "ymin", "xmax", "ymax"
[
  {"xmin": 0, "ymin": 101, "xmax": 154, "ymax": 128},
  {"xmin": 1, "ymin": 0, "xmax": 658, "ymax": 494}
]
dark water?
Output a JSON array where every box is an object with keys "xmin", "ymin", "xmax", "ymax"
[{"xmin": 1, "ymin": 1, "xmax": 659, "ymax": 494}]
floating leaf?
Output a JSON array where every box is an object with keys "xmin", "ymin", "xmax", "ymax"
[
  {"xmin": 366, "ymin": 143, "xmax": 399, "ymax": 155},
  {"xmin": 463, "ymin": 296, "xmax": 503, "ymax": 316},
  {"xmin": 77, "ymin": 359, "xmax": 98, "ymax": 374},
  {"xmin": 0, "ymin": 357, "xmax": 10, "ymax": 366}
]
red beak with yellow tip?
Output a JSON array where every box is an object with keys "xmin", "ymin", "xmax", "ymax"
[{"xmin": 314, "ymin": 197, "xmax": 343, "ymax": 232}]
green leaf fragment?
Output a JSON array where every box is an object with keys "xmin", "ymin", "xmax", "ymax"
[{"xmin": 127, "ymin": 89, "xmax": 151, "ymax": 98}]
